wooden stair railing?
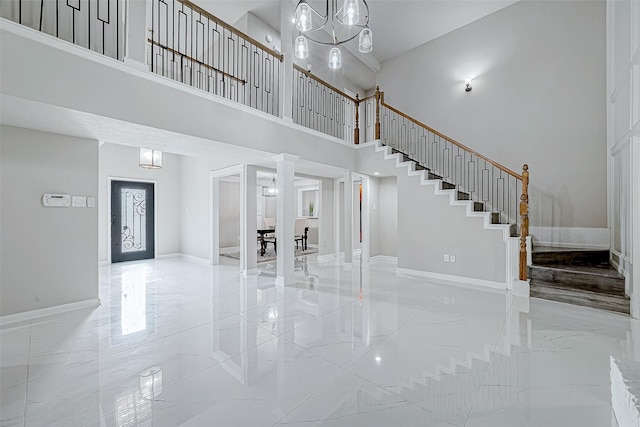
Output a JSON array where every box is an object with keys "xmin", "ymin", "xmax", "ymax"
[{"xmin": 369, "ymin": 86, "xmax": 530, "ymax": 281}]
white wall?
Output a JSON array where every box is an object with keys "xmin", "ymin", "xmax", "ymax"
[
  {"xmin": 378, "ymin": 176, "xmax": 398, "ymax": 258},
  {"xmin": 358, "ymin": 143, "xmax": 507, "ymax": 285},
  {"xmin": 607, "ymin": 0, "xmax": 640, "ymax": 317},
  {"xmin": 180, "ymin": 155, "xmax": 217, "ymax": 260},
  {"xmin": 219, "ymin": 181, "xmax": 241, "ymax": 248},
  {"xmin": 376, "ymin": 1, "xmax": 607, "ymax": 236},
  {"xmin": 98, "ymin": 143, "xmax": 181, "ymax": 262},
  {"xmin": 318, "ymin": 178, "xmax": 335, "ymax": 256},
  {"xmin": 1, "ymin": 126, "xmax": 99, "ymax": 316}
]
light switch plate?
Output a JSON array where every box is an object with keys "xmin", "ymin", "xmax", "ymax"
[
  {"xmin": 72, "ymin": 196, "xmax": 87, "ymax": 207},
  {"xmin": 87, "ymin": 197, "xmax": 96, "ymax": 208}
]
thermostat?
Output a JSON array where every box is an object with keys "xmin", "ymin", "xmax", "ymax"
[{"xmin": 42, "ymin": 194, "xmax": 71, "ymax": 207}]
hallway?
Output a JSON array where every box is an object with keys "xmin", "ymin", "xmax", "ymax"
[{"xmin": 1, "ymin": 255, "xmax": 635, "ymax": 426}]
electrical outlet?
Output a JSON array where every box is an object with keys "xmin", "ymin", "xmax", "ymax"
[
  {"xmin": 450, "ymin": 255, "xmax": 456, "ymax": 263},
  {"xmin": 443, "ymin": 254, "xmax": 450, "ymax": 262}
]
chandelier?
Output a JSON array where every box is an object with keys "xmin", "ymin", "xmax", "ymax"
[
  {"xmin": 262, "ymin": 174, "xmax": 278, "ymax": 197},
  {"xmin": 294, "ymin": 0, "xmax": 373, "ymax": 70}
]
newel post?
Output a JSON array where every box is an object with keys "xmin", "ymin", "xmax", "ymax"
[
  {"xmin": 519, "ymin": 164, "xmax": 530, "ymax": 281},
  {"xmin": 374, "ymin": 85, "xmax": 381, "ymax": 140},
  {"xmin": 354, "ymin": 94, "xmax": 360, "ymax": 145}
]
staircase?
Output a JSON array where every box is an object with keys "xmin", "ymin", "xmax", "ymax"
[
  {"xmin": 529, "ymin": 247, "xmax": 629, "ymax": 314},
  {"xmin": 389, "ymin": 147, "xmax": 517, "ymax": 234}
]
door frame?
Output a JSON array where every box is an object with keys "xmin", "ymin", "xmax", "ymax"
[{"xmin": 107, "ymin": 177, "xmax": 158, "ymax": 264}]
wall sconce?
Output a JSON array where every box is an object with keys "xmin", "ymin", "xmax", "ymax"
[
  {"xmin": 139, "ymin": 148, "xmax": 163, "ymax": 169},
  {"xmin": 465, "ymin": 78, "xmax": 473, "ymax": 92}
]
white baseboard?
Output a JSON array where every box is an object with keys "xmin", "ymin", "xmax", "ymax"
[
  {"xmin": 396, "ymin": 268, "xmax": 506, "ymax": 291},
  {"xmin": 181, "ymin": 254, "xmax": 211, "ymax": 265},
  {"xmin": 370, "ymin": 255, "xmax": 398, "ymax": 264},
  {"xmin": 316, "ymin": 254, "xmax": 336, "ymax": 263},
  {"xmin": 512, "ymin": 280, "xmax": 530, "ymax": 297},
  {"xmin": 0, "ymin": 298, "xmax": 101, "ymax": 326},
  {"xmin": 156, "ymin": 253, "xmax": 181, "ymax": 260},
  {"xmin": 219, "ymin": 246, "xmax": 240, "ymax": 254},
  {"xmin": 530, "ymin": 227, "xmax": 610, "ymax": 249}
]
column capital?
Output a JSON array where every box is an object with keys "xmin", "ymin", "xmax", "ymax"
[{"xmin": 273, "ymin": 153, "xmax": 300, "ymax": 163}]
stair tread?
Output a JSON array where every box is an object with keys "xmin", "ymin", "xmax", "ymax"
[
  {"xmin": 529, "ymin": 264, "xmax": 624, "ymax": 279},
  {"xmin": 529, "ymin": 279, "xmax": 626, "ymax": 296},
  {"xmin": 531, "ymin": 286, "xmax": 630, "ymax": 314},
  {"xmin": 530, "ymin": 283, "xmax": 629, "ymax": 300},
  {"xmin": 532, "ymin": 246, "xmax": 608, "ymax": 253}
]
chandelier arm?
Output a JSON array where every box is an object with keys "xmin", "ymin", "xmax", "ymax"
[
  {"xmin": 300, "ymin": 0, "xmax": 330, "ymax": 25},
  {"xmin": 301, "ymin": 25, "xmax": 370, "ymax": 46}
]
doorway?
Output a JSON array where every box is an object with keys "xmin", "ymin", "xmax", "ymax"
[{"xmin": 111, "ymin": 180, "xmax": 155, "ymax": 263}]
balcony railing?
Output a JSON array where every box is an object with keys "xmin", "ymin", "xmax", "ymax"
[
  {"xmin": 0, "ymin": 0, "xmax": 124, "ymax": 60},
  {"xmin": 149, "ymin": 0, "xmax": 283, "ymax": 116},
  {"xmin": 292, "ymin": 64, "xmax": 359, "ymax": 144}
]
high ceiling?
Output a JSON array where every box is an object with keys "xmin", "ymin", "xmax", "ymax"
[{"xmin": 193, "ymin": 0, "xmax": 519, "ymax": 64}]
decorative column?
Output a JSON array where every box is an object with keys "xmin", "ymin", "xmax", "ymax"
[
  {"xmin": 274, "ymin": 154, "xmax": 299, "ymax": 286},
  {"xmin": 240, "ymin": 165, "xmax": 258, "ymax": 275},
  {"xmin": 124, "ymin": 0, "xmax": 148, "ymax": 70},
  {"xmin": 211, "ymin": 173, "xmax": 220, "ymax": 265},
  {"xmin": 343, "ymin": 170, "xmax": 354, "ymax": 264},
  {"xmin": 360, "ymin": 177, "xmax": 370, "ymax": 263}
]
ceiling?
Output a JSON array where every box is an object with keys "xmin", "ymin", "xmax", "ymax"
[{"xmin": 192, "ymin": 0, "xmax": 519, "ymax": 64}]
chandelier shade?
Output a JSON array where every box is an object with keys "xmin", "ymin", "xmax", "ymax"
[
  {"xmin": 342, "ymin": 0, "xmax": 359, "ymax": 25},
  {"xmin": 328, "ymin": 47, "xmax": 342, "ymax": 69},
  {"xmin": 358, "ymin": 27, "xmax": 373, "ymax": 53},
  {"xmin": 294, "ymin": 0, "xmax": 372, "ymax": 69},
  {"xmin": 295, "ymin": 35, "xmax": 309, "ymax": 59}
]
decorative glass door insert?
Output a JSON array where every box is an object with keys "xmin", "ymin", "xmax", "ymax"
[{"xmin": 111, "ymin": 181, "xmax": 155, "ymax": 263}]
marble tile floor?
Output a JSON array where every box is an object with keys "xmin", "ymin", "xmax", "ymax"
[{"xmin": 1, "ymin": 256, "xmax": 638, "ymax": 426}]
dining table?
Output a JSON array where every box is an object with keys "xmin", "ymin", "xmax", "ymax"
[{"xmin": 257, "ymin": 228, "xmax": 276, "ymax": 256}]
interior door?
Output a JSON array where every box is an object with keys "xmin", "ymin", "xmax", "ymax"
[{"xmin": 111, "ymin": 181, "xmax": 155, "ymax": 263}]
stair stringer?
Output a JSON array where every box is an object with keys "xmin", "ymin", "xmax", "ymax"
[
  {"xmin": 359, "ymin": 140, "xmax": 518, "ymax": 289},
  {"xmin": 371, "ymin": 140, "xmax": 513, "ymax": 242}
]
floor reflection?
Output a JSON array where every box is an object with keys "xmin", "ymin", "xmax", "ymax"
[{"xmin": 2, "ymin": 257, "xmax": 638, "ymax": 427}]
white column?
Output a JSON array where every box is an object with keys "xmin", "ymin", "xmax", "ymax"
[
  {"xmin": 274, "ymin": 154, "xmax": 299, "ymax": 286},
  {"xmin": 124, "ymin": 0, "xmax": 149, "ymax": 71},
  {"xmin": 211, "ymin": 174, "xmax": 220, "ymax": 265},
  {"xmin": 241, "ymin": 165, "xmax": 258, "ymax": 275},
  {"xmin": 632, "ymin": 137, "xmax": 640, "ymax": 319},
  {"xmin": 343, "ymin": 170, "xmax": 354, "ymax": 264},
  {"xmin": 360, "ymin": 177, "xmax": 370, "ymax": 263},
  {"xmin": 279, "ymin": 0, "xmax": 294, "ymax": 121}
]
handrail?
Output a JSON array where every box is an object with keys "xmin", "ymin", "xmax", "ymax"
[
  {"xmin": 379, "ymin": 91, "xmax": 522, "ymax": 180},
  {"xmin": 292, "ymin": 64, "xmax": 359, "ymax": 103},
  {"xmin": 176, "ymin": 0, "xmax": 284, "ymax": 61},
  {"xmin": 373, "ymin": 86, "xmax": 530, "ymax": 281},
  {"xmin": 147, "ymin": 39, "xmax": 247, "ymax": 85}
]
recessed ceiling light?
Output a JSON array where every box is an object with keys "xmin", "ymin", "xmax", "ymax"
[{"xmin": 373, "ymin": 172, "xmax": 380, "ymax": 175}]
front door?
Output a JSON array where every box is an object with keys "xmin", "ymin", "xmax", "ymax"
[{"xmin": 111, "ymin": 180, "xmax": 155, "ymax": 263}]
